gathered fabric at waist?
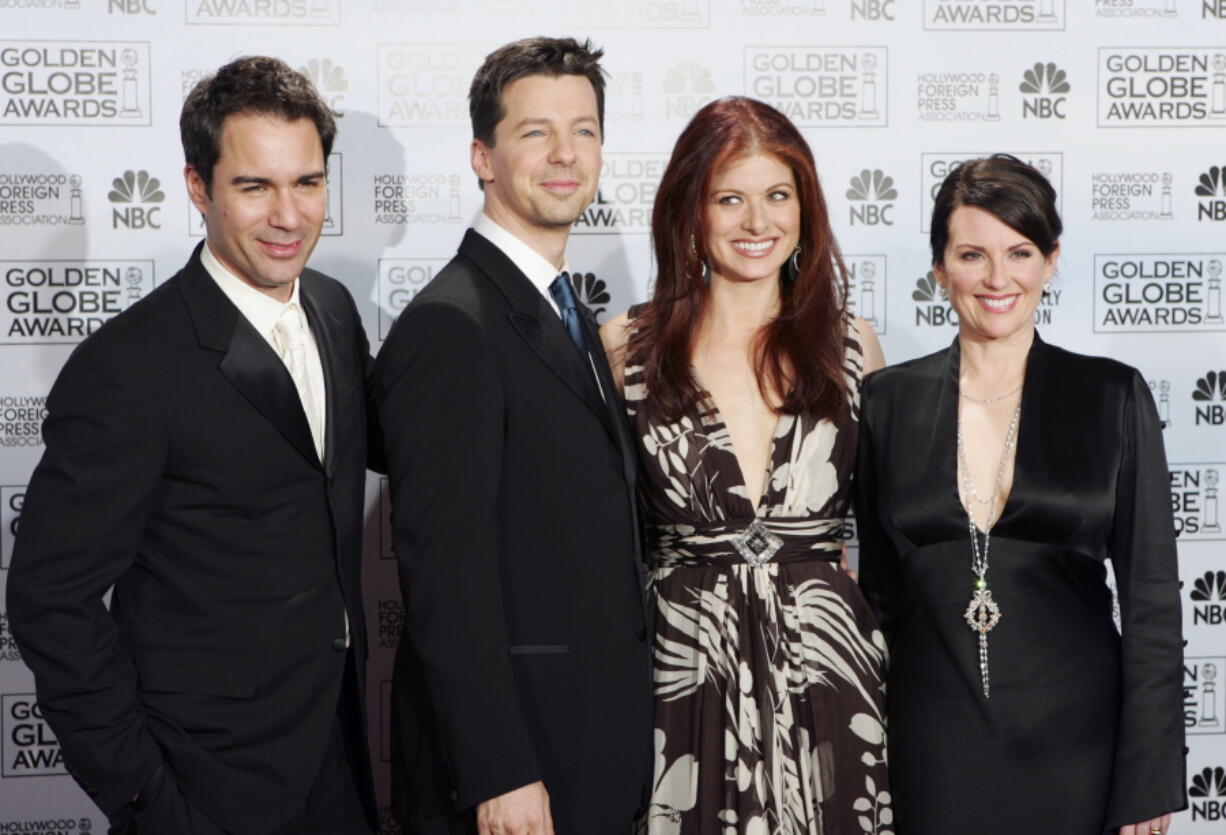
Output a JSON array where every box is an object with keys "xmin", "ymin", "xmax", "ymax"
[{"xmin": 648, "ymin": 516, "xmax": 846, "ymax": 569}]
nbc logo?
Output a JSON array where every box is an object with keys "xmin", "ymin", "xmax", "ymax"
[
  {"xmin": 662, "ymin": 61, "xmax": 714, "ymax": 120},
  {"xmin": 108, "ymin": 170, "xmax": 163, "ymax": 230},
  {"xmin": 1020, "ymin": 62, "xmax": 1069, "ymax": 119},
  {"xmin": 1190, "ymin": 765, "xmax": 1226, "ymax": 820},
  {"xmin": 299, "ymin": 58, "xmax": 346, "ymax": 116},
  {"xmin": 1197, "ymin": 165, "xmax": 1226, "ymax": 221},
  {"xmin": 570, "ymin": 273, "xmax": 611, "ymax": 322},
  {"xmin": 1194, "ymin": 370, "xmax": 1226, "ymax": 425},
  {"xmin": 912, "ymin": 270, "xmax": 957, "ymax": 327},
  {"xmin": 847, "ymin": 169, "xmax": 897, "ymax": 226},
  {"xmin": 1191, "ymin": 570, "xmax": 1226, "ymax": 626}
]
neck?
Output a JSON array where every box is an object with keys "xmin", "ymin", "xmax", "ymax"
[
  {"xmin": 957, "ymin": 326, "xmax": 1034, "ymax": 397},
  {"xmin": 702, "ymin": 273, "xmax": 781, "ymax": 342},
  {"xmin": 482, "ymin": 201, "xmax": 570, "ymax": 270}
]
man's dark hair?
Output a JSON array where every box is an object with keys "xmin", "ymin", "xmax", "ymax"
[
  {"xmin": 469, "ymin": 37, "xmax": 607, "ymax": 147},
  {"xmin": 181, "ymin": 56, "xmax": 336, "ymax": 196}
]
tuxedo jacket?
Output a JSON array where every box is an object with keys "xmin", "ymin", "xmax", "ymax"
[
  {"xmin": 6, "ymin": 245, "xmax": 378, "ymax": 835},
  {"xmin": 375, "ymin": 230, "xmax": 653, "ymax": 834}
]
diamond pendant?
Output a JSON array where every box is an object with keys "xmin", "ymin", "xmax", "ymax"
[{"xmin": 963, "ymin": 586, "xmax": 1002, "ymax": 697}]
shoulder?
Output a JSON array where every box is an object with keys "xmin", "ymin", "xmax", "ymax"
[
  {"xmin": 851, "ymin": 315, "xmax": 885, "ymax": 375},
  {"xmin": 1037, "ymin": 340, "xmax": 1143, "ymax": 401},
  {"xmin": 599, "ymin": 310, "xmax": 632, "ymax": 354},
  {"xmin": 863, "ymin": 344, "xmax": 948, "ymax": 396}
]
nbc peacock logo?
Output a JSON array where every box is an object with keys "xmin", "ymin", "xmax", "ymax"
[
  {"xmin": 570, "ymin": 272, "xmax": 611, "ymax": 322},
  {"xmin": 912, "ymin": 270, "xmax": 956, "ymax": 328},
  {"xmin": 299, "ymin": 58, "xmax": 347, "ymax": 117},
  {"xmin": 1197, "ymin": 165, "xmax": 1226, "ymax": 222},
  {"xmin": 847, "ymin": 169, "xmax": 897, "ymax": 227},
  {"xmin": 108, "ymin": 170, "xmax": 163, "ymax": 231},
  {"xmin": 1190, "ymin": 765, "xmax": 1226, "ymax": 821},
  {"xmin": 1020, "ymin": 62, "xmax": 1069, "ymax": 119},
  {"xmin": 1194, "ymin": 370, "xmax": 1226, "ymax": 426},
  {"xmin": 1192, "ymin": 570, "xmax": 1226, "ymax": 627}
]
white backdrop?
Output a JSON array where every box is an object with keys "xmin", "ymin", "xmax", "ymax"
[{"xmin": 1, "ymin": 1, "xmax": 1225, "ymax": 831}]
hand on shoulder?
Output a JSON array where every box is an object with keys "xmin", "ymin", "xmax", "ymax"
[{"xmin": 599, "ymin": 310, "xmax": 633, "ymax": 395}]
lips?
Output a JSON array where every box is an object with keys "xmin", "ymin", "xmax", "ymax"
[
  {"xmin": 259, "ymin": 239, "xmax": 302, "ymax": 258},
  {"xmin": 732, "ymin": 238, "xmax": 777, "ymax": 257},
  {"xmin": 540, "ymin": 179, "xmax": 580, "ymax": 195},
  {"xmin": 977, "ymin": 294, "xmax": 1019, "ymax": 313}
]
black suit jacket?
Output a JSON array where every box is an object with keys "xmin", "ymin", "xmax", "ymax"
[
  {"xmin": 375, "ymin": 230, "xmax": 652, "ymax": 834},
  {"xmin": 6, "ymin": 245, "xmax": 378, "ymax": 835}
]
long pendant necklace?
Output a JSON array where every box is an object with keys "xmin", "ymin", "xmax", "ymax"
[{"xmin": 956, "ymin": 394, "xmax": 1021, "ymax": 698}]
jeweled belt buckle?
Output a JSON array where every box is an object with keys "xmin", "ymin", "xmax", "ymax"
[{"xmin": 731, "ymin": 519, "xmax": 783, "ymax": 566}]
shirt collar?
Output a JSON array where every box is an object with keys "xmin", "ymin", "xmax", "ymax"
[
  {"xmin": 471, "ymin": 213, "xmax": 569, "ymax": 298},
  {"xmin": 201, "ymin": 241, "xmax": 302, "ymax": 338}
]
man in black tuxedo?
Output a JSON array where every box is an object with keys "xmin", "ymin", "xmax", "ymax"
[
  {"xmin": 376, "ymin": 37, "xmax": 652, "ymax": 835},
  {"xmin": 6, "ymin": 57, "xmax": 377, "ymax": 835}
]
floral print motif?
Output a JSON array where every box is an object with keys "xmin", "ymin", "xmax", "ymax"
[{"xmin": 626, "ymin": 311, "xmax": 892, "ymax": 834}]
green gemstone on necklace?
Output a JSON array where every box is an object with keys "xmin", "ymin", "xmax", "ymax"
[{"xmin": 975, "ymin": 577, "xmax": 987, "ymax": 590}]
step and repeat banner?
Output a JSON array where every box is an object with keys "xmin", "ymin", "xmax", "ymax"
[{"xmin": 1, "ymin": 0, "xmax": 1225, "ymax": 831}]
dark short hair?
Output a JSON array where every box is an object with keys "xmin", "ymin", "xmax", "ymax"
[
  {"xmin": 929, "ymin": 153, "xmax": 1062, "ymax": 265},
  {"xmin": 468, "ymin": 37, "xmax": 606, "ymax": 147},
  {"xmin": 181, "ymin": 56, "xmax": 336, "ymax": 195}
]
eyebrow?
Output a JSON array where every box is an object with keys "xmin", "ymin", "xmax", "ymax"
[
  {"xmin": 509, "ymin": 116, "xmax": 599, "ymax": 131},
  {"xmin": 713, "ymin": 182, "xmax": 795, "ymax": 194},
  {"xmin": 230, "ymin": 171, "xmax": 325, "ymax": 187}
]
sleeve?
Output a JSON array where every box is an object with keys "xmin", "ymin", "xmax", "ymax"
[
  {"xmin": 854, "ymin": 374, "xmax": 905, "ymax": 646},
  {"xmin": 1103, "ymin": 370, "xmax": 1188, "ymax": 828},
  {"xmin": 374, "ymin": 301, "xmax": 540, "ymax": 810},
  {"xmin": 5, "ymin": 337, "xmax": 168, "ymax": 816}
]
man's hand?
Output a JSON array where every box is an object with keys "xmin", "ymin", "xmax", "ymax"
[{"xmin": 476, "ymin": 781, "xmax": 554, "ymax": 835}]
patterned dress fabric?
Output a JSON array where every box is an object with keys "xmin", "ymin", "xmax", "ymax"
[{"xmin": 624, "ymin": 311, "xmax": 892, "ymax": 835}]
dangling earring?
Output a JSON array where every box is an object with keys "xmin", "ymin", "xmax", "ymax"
[
  {"xmin": 691, "ymin": 233, "xmax": 711, "ymax": 285},
  {"xmin": 786, "ymin": 246, "xmax": 801, "ymax": 284},
  {"xmin": 701, "ymin": 262, "xmax": 712, "ymax": 285}
]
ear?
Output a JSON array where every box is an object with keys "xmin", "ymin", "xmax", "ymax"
[
  {"xmin": 932, "ymin": 259, "xmax": 947, "ymax": 288},
  {"xmin": 1044, "ymin": 242, "xmax": 1061, "ymax": 281},
  {"xmin": 184, "ymin": 165, "xmax": 210, "ymax": 216},
  {"xmin": 470, "ymin": 139, "xmax": 494, "ymax": 185}
]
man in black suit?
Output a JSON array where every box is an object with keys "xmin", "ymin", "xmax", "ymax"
[
  {"xmin": 376, "ymin": 37, "xmax": 652, "ymax": 835},
  {"xmin": 6, "ymin": 56, "xmax": 377, "ymax": 835}
]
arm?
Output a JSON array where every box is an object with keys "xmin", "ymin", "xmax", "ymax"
[
  {"xmin": 1104, "ymin": 371, "xmax": 1187, "ymax": 830},
  {"xmin": 598, "ymin": 311, "xmax": 631, "ymax": 397},
  {"xmin": 854, "ymin": 316, "xmax": 885, "ymax": 375},
  {"xmin": 375, "ymin": 301, "xmax": 541, "ymax": 811},
  {"xmin": 5, "ymin": 338, "xmax": 167, "ymax": 816},
  {"xmin": 853, "ymin": 374, "xmax": 904, "ymax": 644}
]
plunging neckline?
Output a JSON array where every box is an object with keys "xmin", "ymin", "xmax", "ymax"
[{"xmin": 698, "ymin": 386, "xmax": 786, "ymax": 518}]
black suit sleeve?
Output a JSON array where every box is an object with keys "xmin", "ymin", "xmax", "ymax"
[
  {"xmin": 5, "ymin": 336, "xmax": 167, "ymax": 816},
  {"xmin": 376, "ymin": 300, "xmax": 540, "ymax": 810},
  {"xmin": 1104, "ymin": 371, "xmax": 1187, "ymax": 827},
  {"xmin": 854, "ymin": 373, "xmax": 904, "ymax": 645}
]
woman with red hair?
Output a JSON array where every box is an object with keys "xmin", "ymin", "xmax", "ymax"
[{"xmin": 601, "ymin": 97, "xmax": 890, "ymax": 833}]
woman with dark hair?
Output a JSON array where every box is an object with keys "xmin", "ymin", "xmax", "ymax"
[
  {"xmin": 601, "ymin": 96, "xmax": 890, "ymax": 833},
  {"xmin": 855, "ymin": 154, "xmax": 1186, "ymax": 835}
]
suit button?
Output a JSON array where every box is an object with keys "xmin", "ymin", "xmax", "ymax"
[{"xmin": 332, "ymin": 638, "xmax": 347, "ymax": 652}]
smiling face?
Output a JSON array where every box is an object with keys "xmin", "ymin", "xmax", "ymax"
[
  {"xmin": 185, "ymin": 113, "xmax": 326, "ymax": 303},
  {"xmin": 471, "ymin": 73, "xmax": 601, "ymax": 253},
  {"xmin": 935, "ymin": 204, "xmax": 1058, "ymax": 345},
  {"xmin": 702, "ymin": 153, "xmax": 800, "ymax": 286}
]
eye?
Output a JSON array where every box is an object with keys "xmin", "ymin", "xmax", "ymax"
[
  {"xmin": 577, "ymin": 127, "xmax": 597, "ymax": 137},
  {"xmin": 768, "ymin": 189, "xmax": 792, "ymax": 202},
  {"xmin": 523, "ymin": 129, "xmax": 545, "ymax": 138},
  {"xmin": 1010, "ymin": 248, "xmax": 1034, "ymax": 260},
  {"xmin": 716, "ymin": 194, "xmax": 742, "ymax": 206},
  {"xmin": 958, "ymin": 250, "xmax": 983, "ymax": 262},
  {"xmin": 242, "ymin": 184, "xmax": 268, "ymax": 194}
]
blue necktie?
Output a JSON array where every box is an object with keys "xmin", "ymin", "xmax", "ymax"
[{"xmin": 548, "ymin": 272, "xmax": 590, "ymax": 357}]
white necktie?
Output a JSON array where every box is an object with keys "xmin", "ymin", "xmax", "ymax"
[{"xmin": 272, "ymin": 303, "xmax": 324, "ymax": 461}]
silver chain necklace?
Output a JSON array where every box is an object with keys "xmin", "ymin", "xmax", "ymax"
[
  {"xmin": 959, "ymin": 382, "xmax": 1023, "ymax": 404},
  {"xmin": 956, "ymin": 394, "xmax": 1022, "ymax": 698}
]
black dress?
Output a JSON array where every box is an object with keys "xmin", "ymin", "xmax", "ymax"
[{"xmin": 854, "ymin": 334, "xmax": 1186, "ymax": 835}]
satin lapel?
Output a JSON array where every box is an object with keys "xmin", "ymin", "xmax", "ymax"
[
  {"xmin": 925, "ymin": 339, "xmax": 961, "ymax": 505},
  {"xmin": 299, "ymin": 277, "xmax": 343, "ymax": 476},
  {"xmin": 218, "ymin": 318, "xmax": 322, "ymax": 470}
]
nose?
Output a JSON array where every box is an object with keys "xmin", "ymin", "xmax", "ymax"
[
  {"xmin": 741, "ymin": 199, "xmax": 766, "ymax": 234},
  {"xmin": 984, "ymin": 255, "xmax": 1010, "ymax": 290},
  {"xmin": 548, "ymin": 132, "xmax": 577, "ymax": 166},
  {"xmin": 268, "ymin": 187, "xmax": 301, "ymax": 230}
]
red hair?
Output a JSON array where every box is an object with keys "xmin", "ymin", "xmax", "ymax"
[{"xmin": 630, "ymin": 96, "xmax": 850, "ymax": 421}]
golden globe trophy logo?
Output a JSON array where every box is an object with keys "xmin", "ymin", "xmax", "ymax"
[
  {"xmin": 1186, "ymin": 657, "xmax": 1226, "ymax": 736},
  {"xmin": 1, "ymin": 485, "xmax": 22, "ymax": 570},
  {"xmin": 924, "ymin": 0, "xmax": 1064, "ymax": 29},
  {"xmin": 1, "ymin": 260, "xmax": 155, "ymax": 344},
  {"xmin": 1098, "ymin": 48, "xmax": 1226, "ymax": 126},
  {"xmin": 0, "ymin": 41, "xmax": 150, "ymax": 126},
  {"xmin": 916, "ymin": 70, "xmax": 1002, "ymax": 122},
  {"xmin": 845, "ymin": 255, "xmax": 887, "ymax": 335},
  {"xmin": 189, "ymin": 153, "xmax": 342, "ymax": 236},
  {"xmin": 920, "ymin": 152, "xmax": 1062, "ymax": 231},
  {"xmin": 377, "ymin": 258, "xmax": 447, "ymax": 339},
  {"xmin": 564, "ymin": 0, "xmax": 710, "ymax": 27},
  {"xmin": 186, "ymin": 0, "xmax": 340, "ymax": 24},
  {"xmin": 2, "ymin": 694, "xmax": 65, "ymax": 776},
  {"xmin": 1090, "ymin": 171, "xmax": 1175, "ymax": 221},
  {"xmin": 0, "ymin": 172, "xmax": 86, "ymax": 228},
  {"xmin": 573, "ymin": 152, "xmax": 668, "ymax": 237},
  {"xmin": 745, "ymin": 47, "xmax": 887, "ymax": 127},
  {"xmin": 1094, "ymin": 254, "xmax": 1224, "ymax": 331},
  {"xmin": 377, "ymin": 44, "xmax": 485, "ymax": 127},
  {"xmin": 1170, "ymin": 464, "xmax": 1225, "ymax": 539}
]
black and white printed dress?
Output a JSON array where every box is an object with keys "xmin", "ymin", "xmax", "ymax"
[{"xmin": 624, "ymin": 310, "xmax": 892, "ymax": 835}]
